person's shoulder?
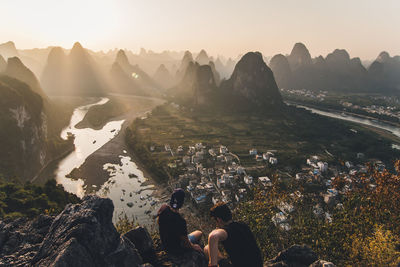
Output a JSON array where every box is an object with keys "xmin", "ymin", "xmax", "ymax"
[
  {"xmin": 234, "ymin": 221, "xmax": 250, "ymax": 228},
  {"xmin": 157, "ymin": 204, "xmax": 170, "ymax": 216}
]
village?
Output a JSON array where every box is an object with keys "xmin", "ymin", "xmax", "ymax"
[{"xmin": 157, "ymin": 141, "xmax": 386, "ymax": 231}]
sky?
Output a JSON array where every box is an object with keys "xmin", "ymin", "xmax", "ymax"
[{"xmin": 1, "ymin": 0, "xmax": 399, "ymax": 60}]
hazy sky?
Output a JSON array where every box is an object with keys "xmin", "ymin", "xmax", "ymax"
[{"xmin": 1, "ymin": 0, "xmax": 399, "ymax": 60}]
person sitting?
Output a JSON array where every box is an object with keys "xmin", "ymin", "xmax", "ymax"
[
  {"xmin": 157, "ymin": 188, "xmax": 203, "ymax": 255},
  {"xmin": 204, "ymin": 202, "xmax": 263, "ymax": 267}
]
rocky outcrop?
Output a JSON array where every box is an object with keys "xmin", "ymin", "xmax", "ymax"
[
  {"xmin": 0, "ymin": 75, "xmax": 47, "ymax": 180},
  {"xmin": 32, "ymin": 195, "xmax": 142, "ymax": 266},
  {"xmin": 0, "ymin": 215, "xmax": 54, "ymax": 266},
  {"xmin": 220, "ymin": 52, "xmax": 283, "ymax": 109},
  {"xmin": 265, "ymin": 245, "xmax": 335, "ymax": 267},
  {"xmin": 0, "ymin": 195, "xmax": 143, "ymax": 266},
  {"xmin": 0, "ymin": 196, "xmax": 335, "ymax": 267},
  {"xmin": 0, "ymin": 195, "xmax": 208, "ymax": 267}
]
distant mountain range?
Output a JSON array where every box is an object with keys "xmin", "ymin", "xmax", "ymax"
[
  {"xmin": 1, "ymin": 39, "xmax": 400, "ymax": 181},
  {"xmin": 269, "ymin": 42, "xmax": 400, "ymax": 94}
]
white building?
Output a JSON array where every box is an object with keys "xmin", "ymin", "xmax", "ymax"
[
  {"xmin": 345, "ymin": 161, "xmax": 353, "ymax": 169},
  {"xmin": 220, "ymin": 145, "xmax": 228, "ymax": 154},
  {"xmin": 249, "ymin": 148, "xmax": 258, "ymax": 155},
  {"xmin": 258, "ymin": 176, "xmax": 272, "ymax": 187},
  {"xmin": 269, "ymin": 157, "xmax": 278, "ymax": 165},
  {"xmin": 317, "ymin": 161, "xmax": 328, "ymax": 172},
  {"xmin": 244, "ymin": 175, "xmax": 253, "ymax": 185}
]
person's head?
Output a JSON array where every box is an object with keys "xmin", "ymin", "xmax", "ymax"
[
  {"xmin": 210, "ymin": 202, "xmax": 232, "ymax": 227},
  {"xmin": 170, "ymin": 188, "xmax": 185, "ymax": 210}
]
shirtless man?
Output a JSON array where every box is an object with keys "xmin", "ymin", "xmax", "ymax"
[{"xmin": 204, "ymin": 203, "xmax": 263, "ymax": 267}]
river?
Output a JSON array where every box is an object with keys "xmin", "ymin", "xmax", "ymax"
[
  {"xmin": 56, "ymin": 97, "xmax": 161, "ymax": 226},
  {"xmin": 292, "ymin": 103, "xmax": 400, "ymax": 149}
]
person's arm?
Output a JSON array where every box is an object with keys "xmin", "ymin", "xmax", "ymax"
[
  {"xmin": 181, "ymin": 235, "xmax": 202, "ymax": 252},
  {"xmin": 208, "ymin": 229, "xmax": 228, "ymax": 266},
  {"xmin": 178, "ymin": 216, "xmax": 202, "ymax": 252}
]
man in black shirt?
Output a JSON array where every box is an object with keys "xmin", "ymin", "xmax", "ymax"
[
  {"xmin": 157, "ymin": 188, "xmax": 203, "ymax": 254},
  {"xmin": 204, "ymin": 203, "xmax": 263, "ymax": 267}
]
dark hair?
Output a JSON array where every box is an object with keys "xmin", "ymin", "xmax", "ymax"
[
  {"xmin": 170, "ymin": 188, "xmax": 185, "ymax": 209},
  {"xmin": 210, "ymin": 202, "xmax": 232, "ymax": 222}
]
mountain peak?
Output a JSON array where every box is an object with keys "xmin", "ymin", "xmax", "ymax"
[
  {"xmin": 70, "ymin": 42, "xmax": 87, "ymax": 59},
  {"xmin": 182, "ymin": 50, "xmax": 193, "ymax": 62},
  {"xmin": 326, "ymin": 49, "xmax": 350, "ymax": 62},
  {"xmin": 220, "ymin": 52, "xmax": 283, "ymax": 108},
  {"xmin": 47, "ymin": 47, "xmax": 66, "ymax": 64},
  {"xmin": 269, "ymin": 54, "xmax": 292, "ymax": 89},
  {"xmin": 376, "ymin": 51, "xmax": 390, "ymax": 63},
  {"xmin": 156, "ymin": 63, "xmax": 168, "ymax": 72},
  {"xmin": 7, "ymin": 56, "xmax": 24, "ymax": 68},
  {"xmin": 115, "ymin": 49, "xmax": 130, "ymax": 67},
  {"xmin": 5, "ymin": 57, "xmax": 44, "ymax": 96},
  {"xmin": 1, "ymin": 41, "xmax": 16, "ymax": 50},
  {"xmin": 288, "ymin": 42, "xmax": 312, "ymax": 69},
  {"xmin": 195, "ymin": 49, "xmax": 210, "ymax": 65},
  {"xmin": 0, "ymin": 41, "xmax": 19, "ymax": 59},
  {"xmin": 72, "ymin": 42, "xmax": 83, "ymax": 50}
]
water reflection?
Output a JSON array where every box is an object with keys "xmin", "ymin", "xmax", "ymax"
[{"xmin": 99, "ymin": 155, "xmax": 160, "ymax": 225}]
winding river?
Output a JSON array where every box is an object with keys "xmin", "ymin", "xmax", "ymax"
[
  {"xmin": 56, "ymin": 97, "xmax": 161, "ymax": 225},
  {"xmin": 293, "ymin": 103, "xmax": 400, "ymax": 148}
]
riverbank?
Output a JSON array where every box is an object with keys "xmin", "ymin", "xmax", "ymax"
[{"xmin": 286, "ymin": 100, "xmax": 400, "ymax": 128}]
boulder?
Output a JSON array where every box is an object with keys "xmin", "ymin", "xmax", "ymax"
[
  {"xmin": 265, "ymin": 245, "xmax": 318, "ymax": 267},
  {"xmin": 124, "ymin": 226, "xmax": 155, "ymax": 262},
  {"xmin": 31, "ymin": 195, "xmax": 143, "ymax": 267},
  {"xmin": 0, "ymin": 215, "xmax": 54, "ymax": 266}
]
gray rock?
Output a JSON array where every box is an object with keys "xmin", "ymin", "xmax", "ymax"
[
  {"xmin": 31, "ymin": 195, "xmax": 142, "ymax": 267},
  {"xmin": 0, "ymin": 215, "xmax": 53, "ymax": 266},
  {"xmin": 265, "ymin": 245, "xmax": 318, "ymax": 267},
  {"xmin": 124, "ymin": 226, "xmax": 154, "ymax": 255}
]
